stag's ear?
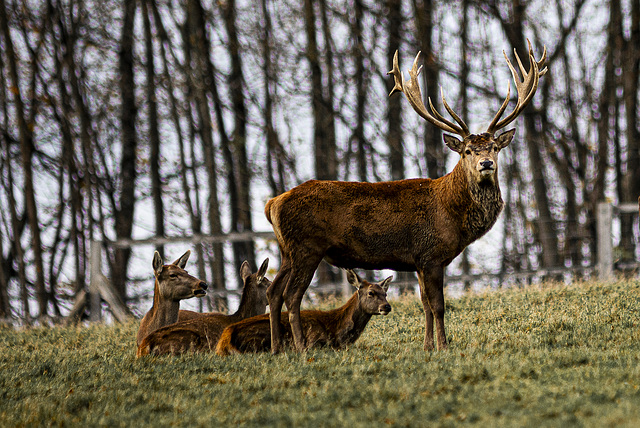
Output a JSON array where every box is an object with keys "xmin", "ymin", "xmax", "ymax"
[
  {"xmin": 346, "ymin": 269, "xmax": 362, "ymax": 290},
  {"xmin": 152, "ymin": 251, "xmax": 163, "ymax": 277},
  {"xmin": 256, "ymin": 258, "xmax": 269, "ymax": 282},
  {"xmin": 379, "ymin": 276, "xmax": 393, "ymax": 292},
  {"xmin": 240, "ymin": 260, "xmax": 252, "ymax": 283},
  {"xmin": 443, "ymin": 134, "xmax": 465, "ymax": 154},
  {"xmin": 495, "ymin": 128, "xmax": 515, "ymax": 149},
  {"xmin": 172, "ymin": 250, "xmax": 191, "ymax": 269}
]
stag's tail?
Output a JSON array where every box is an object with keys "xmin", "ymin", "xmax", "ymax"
[
  {"xmin": 215, "ymin": 326, "xmax": 240, "ymax": 356},
  {"xmin": 264, "ymin": 198, "xmax": 275, "ymax": 225}
]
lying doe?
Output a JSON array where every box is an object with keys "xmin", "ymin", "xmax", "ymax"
[
  {"xmin": 136, "ymin": 259, "xmax": 270, "ymax": 357},
  {"xmin": 265, "ymin": 42, "xmax": 547, "ymax": 353},
  {"xmin": 136, "ymin": 250, "xmax": 207, "ymax": 346},
  {"xmin": 216, "ymin": 270, "xmax": 392, "ymax": 355}
]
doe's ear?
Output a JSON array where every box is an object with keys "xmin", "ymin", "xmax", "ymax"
[
  {"xmin": 443, "ymin": 134, "xmax": 465, "ymax": 154},
  {"xmin": 256, "ymin": 258, "xmax": 269, "ymax": 282},
  {"xmin": 495, "ymin": 128, "xmax": 515, "ymax": 149},
  {"xmin": 346, "ymin": 269, "xmax": 362, "ymax": 290},
  {"xmin": 239, "ymin": 260, "xmax": 252, "ymax": 283},
  {"xmin": 172, "ymin": 250, "xmax": 191, "ymax": 269},
  {"xmin": 152, "ymin": 251, "xmax": 163, "ymax": 277},
  {"xmin": 378, "ymin": 276, "xmax": 393, "ymax": 292}
]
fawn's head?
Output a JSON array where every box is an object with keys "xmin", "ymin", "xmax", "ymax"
[
  {"xmin": 153, "ymin": 250, "xmax": 207, "ymax": 301},
  {"xmin": 347, "ymin": 270, "xmax": 392, "ymax": 315}
]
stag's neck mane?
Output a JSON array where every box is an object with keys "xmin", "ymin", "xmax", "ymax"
[{"xmin": 440, "ymin": 161, "xmax": 504, "ymax": 244}]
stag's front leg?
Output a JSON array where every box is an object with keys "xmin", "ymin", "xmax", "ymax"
[{"xmin": 418, "ymin": 268, "xmax": 448, "ymax": 351}]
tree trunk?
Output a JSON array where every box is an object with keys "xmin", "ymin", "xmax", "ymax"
[
  {"xmin": 112, "ymin": 0, "xmax": 138, "ymax": 301},
  {"xmin": 413, "ymin": 0, "xmax": 446, "ymax": 179},
  {"xmin": 0, "ymin": 0, "xmax": 47, "ymax": 316},
  {"xmin": 143, "ymin": 0, "xmax": 165, "ymax": 257}
]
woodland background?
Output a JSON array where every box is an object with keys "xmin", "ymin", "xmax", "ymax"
[{"xmin": 1, "ymin": 0, "xmax": 639, "ymax": 323}]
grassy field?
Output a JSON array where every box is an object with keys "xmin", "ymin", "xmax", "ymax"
[{"xmin": 1, "ymin": 279, "xmax": 639, "ymax": 427}]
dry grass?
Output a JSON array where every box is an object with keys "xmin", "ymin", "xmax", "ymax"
[{"xmin": 1, "ymin": 278, "xmax": 639, "ymax": 427}]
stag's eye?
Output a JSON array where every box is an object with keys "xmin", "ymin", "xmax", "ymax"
[
  {"xmin": 493, "ymin": 146, "xmax": 498, "ymax": 152},
  {"xmin": 368, "ymin": 291, "xmax": 375, "ymax": 297},
  {"xmin": 465, "ymin": 149, "xmax": 472, "ymax": 155},
  {"xmin": 170, "ymin": 274, "xmax": 177, "ymax": 278}
]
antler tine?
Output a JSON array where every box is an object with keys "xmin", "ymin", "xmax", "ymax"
[
  {"xmin": 388, "ymin": 50, "xmax": 404, "ymax": 97},
  {"xmin": 388, "ymin": 50, "xmax": 470, "ymax": 138},
  {"xmin": 486, "ymin": 40, "xmax": 547, "ymax": 134},
  {"xmin": 439, "ymin": 88, "xmax": 470, "ymax": 136}
]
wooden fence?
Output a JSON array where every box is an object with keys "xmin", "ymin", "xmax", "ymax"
[{"xmin": 88, "ymin": 202, "xmax": 639, "ymax": 321}]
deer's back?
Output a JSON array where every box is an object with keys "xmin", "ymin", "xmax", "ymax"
[{"xmin": 266, "ymin": 178, "xmax": 471, "ymax": 270}]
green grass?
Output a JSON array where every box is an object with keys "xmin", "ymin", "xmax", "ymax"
[{"xmin": 1, "ymin": 279, "xmax": 639, "ymax": 427}]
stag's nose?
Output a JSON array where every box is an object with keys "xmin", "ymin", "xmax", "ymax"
[
  {"xmin": 381, "ymin": 304, "xmax": 392, "ymax": 314},
  {"xmin": 480, "ymin": 160, "xmax": 494, "ymax": 170},
  {"xmin": 200, "ymin": 282, "xmax": 208, "ymax": 290}
]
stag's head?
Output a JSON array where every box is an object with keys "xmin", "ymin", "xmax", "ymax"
[
  {"xmin": 153, "ymin": 250, "xmax": 208, "ymax": 301},
  {"xmin": 347, "ymin": 270, "xmax": 392, "ymax": 315},
  {"xmin": 388, "ymin": 40, "xmax": 547, "ymax": 184}
]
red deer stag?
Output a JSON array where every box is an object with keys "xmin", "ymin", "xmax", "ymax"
[
  {"xmin": 136, "ymin": 250, "xmax": 208, "ymax": 346},
  {"xmin": 136, "ymin": 259, "xmax": 270, "ymax": 357},
  {"xmin": 265, "ymin": 41, "xmax": 547, "ymax": 353},
  {"xmin": 216, "ymin": 270, "xmax": 392, "ymax": 355}
]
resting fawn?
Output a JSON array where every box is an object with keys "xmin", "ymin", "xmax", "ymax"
[{"xmin": 216, "ymin": 270, "xmax": 391, "ymax": 355}]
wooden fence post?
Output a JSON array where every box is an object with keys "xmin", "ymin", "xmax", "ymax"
[
  {"xmin": 89, "ymin": 239, "xmax": 103, "ymax": 322},
  {"xmin": 597, "ymin": 202, "xmax": 613, "ymax": 281}
]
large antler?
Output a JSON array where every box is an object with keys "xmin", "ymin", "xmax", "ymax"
[
  {"xmin": 486, "ymin": 40, "xmax": 547, "ymax": 134},
  {"xmin": 388, "ymin": 51, "xmax": 470, "ymax": 138}
]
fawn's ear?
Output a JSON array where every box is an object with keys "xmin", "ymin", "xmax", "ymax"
[
  {"xmin": 256, "ymin": 258, "xmax": 269, "ymax": 282},
  {"xmin": 346, "ymin": 269, "xmax": 362, "ymax": 290},
  {"xmin": 240, "ymin": 260, "xmax": 252, "ymax": 283},
  {"xmin": 378, "ymin": 276, "xmax": 393, "ymax": 292},
  {"xmin": 172, "ymin": 250, "xmax": 191, "ymax": 269},
  {"xmin": 152, "ymin": 251, "xmax": 163, "ymax": 277}
]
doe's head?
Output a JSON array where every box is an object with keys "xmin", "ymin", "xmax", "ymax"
[
  {"xmin": 239, "ymin": 257, "xmax": 271, "ymax": 308},
  {"xmin": 347, "ymin": 270, "xmax": 392, "ymax": 316},
  {"xmin": 152, "ymin": 250, "xmax": 207, "ymax": 301}
]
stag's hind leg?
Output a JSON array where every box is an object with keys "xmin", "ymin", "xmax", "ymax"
[
  {"xmin": 268, "ymin": 258, "xmax": 291, "ymax": 354},
  {"xmin": 417, "ymin": 267, "xmax": 448, "ymax": 351}
]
